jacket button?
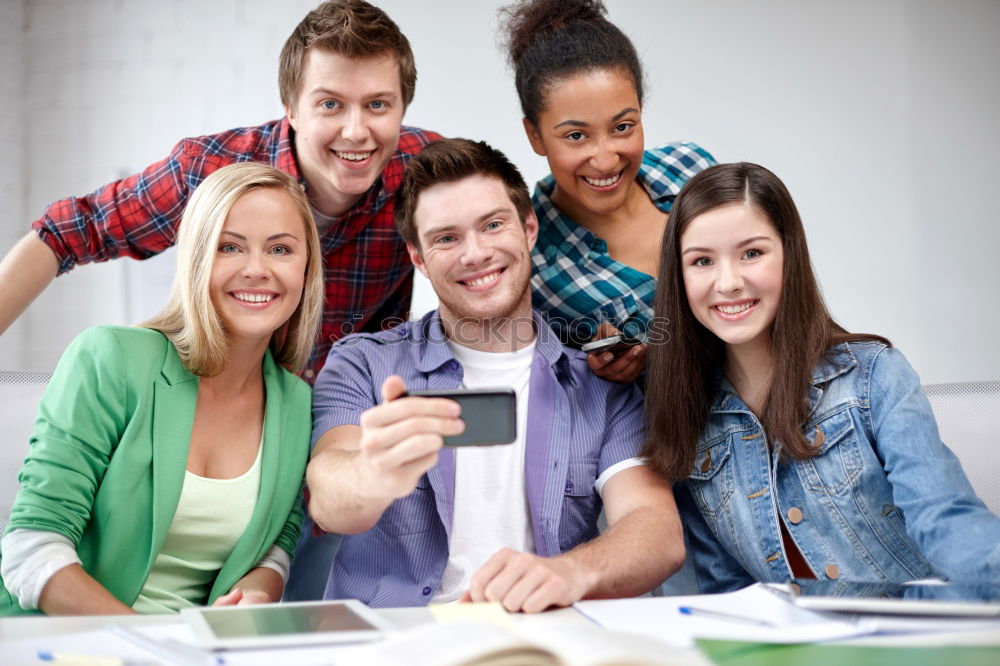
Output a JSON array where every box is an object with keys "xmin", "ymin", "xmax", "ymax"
[
  {"xmin": 787, "ymin": 507, "xmax": 804, "ymax": 524},
  {"xmin": 824, "ymin": 564, "xmax": 840, "ymax": 580},
  {"xmin": 565, "ymin": 480, "xmax": 574, "ymax": 493},
  {"xmin": 422, "ymin": 586, "xmax": 432, "ymax": 596}
]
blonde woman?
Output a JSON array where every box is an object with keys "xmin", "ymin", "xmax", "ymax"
[{"xmin": 0, "ymin": 163, "xmax": 323, "ymax": 615}]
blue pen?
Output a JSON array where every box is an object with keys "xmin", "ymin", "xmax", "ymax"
[
  {"xmin": 678, "ymin": 605, "xmax": 777, "ymax": 627},
  {"xmin": 37, "ymin": 651, "xmax": 133, "ymax": 666}
]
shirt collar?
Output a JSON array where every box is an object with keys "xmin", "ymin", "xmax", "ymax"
[
  {"xmin": 412, "ymin": 309, "xmax": 568, "ymax": 374},
  {"xmin": 709, "ymin": 343, "xmax": 860, "ymax": 413},
  {"xmin": 276, "ymin": 117, "xmax": 303, "ymax": 183},
  {"xmin": 532, "ymin": 151, "xmax": 675, "ymax": 255},
  {"xmin": 810, "ymin": 343, "xmax": 858, "ymax": 385}
]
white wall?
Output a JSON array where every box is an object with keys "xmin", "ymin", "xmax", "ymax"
[
  {"xmin": 1, "ymin": 0, "xmax": 998, "ymax": 383},
  {"xmin": 0, "ymin": 0, "xmax": 26, "ymax": 369}
]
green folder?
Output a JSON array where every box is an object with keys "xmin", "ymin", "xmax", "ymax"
[{"xmin": 696, "ymin": 639, "xmax": 1000, "ymax": 666}]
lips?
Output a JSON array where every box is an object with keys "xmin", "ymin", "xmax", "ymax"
[
  {"xmin": 712, "ymin": 299, "xmax": 758, "ymax": 320},
  {"xmin": 334, "ymin": 150, "xmax": 374, "ymax": 162},
  {"xmin": 230, "ymin": 290, "xmax": 278, "ymax": 306},
  {"xmin": 582, "ymin": 170, "xmax": 623, "ymax": 189},
  {"xmin": 459, "ymin": 269, "xmax": 503, "ymax": 289}
]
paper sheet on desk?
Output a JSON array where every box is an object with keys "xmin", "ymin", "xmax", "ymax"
[
  {"xmin": 0, "ymin": 628, "xmax": 164, "ymax": 666},
  {"xmin": 0, "ymin": 623, "xmax": 365, "ymax": 666},
  {"xmin": 574, "ymin": 583, "xmax": 873, "ymax": 647}
]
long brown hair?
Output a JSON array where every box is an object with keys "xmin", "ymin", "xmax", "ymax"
[{"xmin": 643, "ymin": 163, "xmax": 888, "ymax": 481}]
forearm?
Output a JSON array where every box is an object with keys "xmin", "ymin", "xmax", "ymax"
[
  {"xmin": 38, "ymin": 564, "xmax": 135, "ymax": 615},
  {"xmin": 305, "ymin": 446, "xmax": 395, "ymax": 534},
  {"xmin": 0, "ymin": 232, "xmax": 59, "ymax": 333},
  {"xmin": 559, "ymin": 504, "xmax": 685, "ymax": 600},
  {"xmin": 229, "ymin": 567, "xmax": 284, "ymax": 604}
]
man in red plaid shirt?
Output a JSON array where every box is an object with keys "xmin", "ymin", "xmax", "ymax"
[{"xmin": 0, "ymin": 0, "xmax": 441, "ymax": 380}]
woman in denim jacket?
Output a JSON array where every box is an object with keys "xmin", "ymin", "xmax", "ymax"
[{"xmin": 644, "ymin": 162, "xmax": 1000, "ymax": 592}]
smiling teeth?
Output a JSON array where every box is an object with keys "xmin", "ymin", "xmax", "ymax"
[
  {"xmin": 465, "ymin": 271, "xmax": 500, "ymax": 287},
  {"xmin": 337, "ymin": 151, "xmax": 372, "ymax": 161},
  {"xmin": 584, "ymin": 173, "xmax": 621, "ymax": 187},
  {"xmin": 716, "ymin": 302, "xmax": 753, "ymax": 314},
  {"xmin": 234, "ymin": 292, "xmax": 274, "ymax": 303}
]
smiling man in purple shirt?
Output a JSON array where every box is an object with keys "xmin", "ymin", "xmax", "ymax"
[{"xmin": 306, "ymin": 138, "xmax": 684, "ymax": 612}]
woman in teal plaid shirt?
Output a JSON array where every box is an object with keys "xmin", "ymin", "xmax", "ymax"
[{"xmin": 502, "ymin": 0, "xmax": 715, "ymax": 383}]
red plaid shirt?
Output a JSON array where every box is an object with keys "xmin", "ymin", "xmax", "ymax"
[{"xmin": 32, "ymin": 118, "xmax": 442, "ymax": 378}]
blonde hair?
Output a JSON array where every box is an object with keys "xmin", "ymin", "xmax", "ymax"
[{"xmin": 141, "ymin": 163, "xmax": 323, "ymax": 376}]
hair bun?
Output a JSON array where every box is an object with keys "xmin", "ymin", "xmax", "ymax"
[{"xmin": 501, "ymin": 0, "xmax": 608, "ymax": 67}]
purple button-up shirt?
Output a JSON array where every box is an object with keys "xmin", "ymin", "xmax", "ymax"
[{"xmin": 311, "ymin": 310, "xmax": 646, "ymax": 607}]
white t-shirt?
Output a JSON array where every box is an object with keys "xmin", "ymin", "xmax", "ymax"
[{"xmin": 432, "ymin": 340, "xmax": 535, "ymax": 603}]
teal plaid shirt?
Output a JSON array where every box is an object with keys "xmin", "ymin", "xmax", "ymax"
[{"xmin": 530, "ymin": 142, "xmax": 716, "ymax": 344}]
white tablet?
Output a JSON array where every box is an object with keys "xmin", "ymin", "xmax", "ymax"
[
  {"xmin": 181, "ymin": 599, "xmax": 393, "ymax": 649},
  {"xmin": 790, "ymin": 581, "xmax": 1000, "ymax": 617}
]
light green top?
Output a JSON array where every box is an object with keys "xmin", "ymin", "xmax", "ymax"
[{"xmin": 132, "ymin": 437, "xmax": 263, "ymax": 613}]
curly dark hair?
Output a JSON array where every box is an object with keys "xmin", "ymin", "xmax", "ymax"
[{"xmin": 499, "ymin": 0, "xmax": 644, "ymax": 124}]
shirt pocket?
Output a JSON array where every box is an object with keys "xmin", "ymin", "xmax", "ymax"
[
  {"xmin": 558, "ymin": 457, "xmax": 601, "ymax": 551},
  {"xmin": 686, "ymin": 430, "xmax": 736, "ymax": 517},
  {"xmin": 377, "ymin": 475, "xmax": 438, "ymax": 536},
  {"xmin": 800, "ymin": 408, "xmax": 865, "ymax": 495}
]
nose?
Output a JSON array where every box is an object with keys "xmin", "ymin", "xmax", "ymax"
[
  {"xmin": 715, "ymin": 259, "xmax": 743, "ymax": 294},
  {"xmin": 242, "ymin": 250, "xmax": 269, "ymax": 280},
  {"xmin": 342, "ymin": 107, "xmax": 371, "ymax": 143},
  {"xmin": 589, "ymin": 138, "xmax": 619, "ymax": 173},
  {"xmin": 459, "ymin": 232, "xmax": 493, "ymax": 267}
]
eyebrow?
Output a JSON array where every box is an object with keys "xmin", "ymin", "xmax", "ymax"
[
  {"xmin": 681, "ymin": 236, "xmax": 774, "ymax": 255},
  {"xmin": 220, "ymin": 231, "xmax": 300, "ymax": 242},
  {"xmin": 553, "ymin": 107, "xmax": 640, "ymax": 130},
  {"xmin": 308, "ymin": 87, "xmax": 399, "ymax": 100}
]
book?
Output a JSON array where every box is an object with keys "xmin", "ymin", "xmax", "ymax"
[
  {"xmin": 696, "ymin": 639, "xmax": 1000, "ymax": 666},
  {"xmin": 335, "ymin": 619, "xmax": 693, "ymax": 666}
]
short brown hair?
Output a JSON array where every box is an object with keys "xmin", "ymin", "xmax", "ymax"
[
  {"xmin": 395, "ymin": 138, "xmax": 533, "ymax": 251},
  {"xmin": 279, "ymin": 0, "xmax": 417, "ymax": 109}
]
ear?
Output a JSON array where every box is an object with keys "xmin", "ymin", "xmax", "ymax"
[
  {"xmin": 285, "ymin": 102, "xmax": 299, "ymax": 131},
  {"xmin": 523, "ymin": 118, "xmax": 546, "ymax": 157},
  {"xmin": 523, "ymin": 210, "xmax": 540, "ymax": 253},
  {"xmin": 406, "ymin": 242, "xmax": 428, "ymax": 278}
]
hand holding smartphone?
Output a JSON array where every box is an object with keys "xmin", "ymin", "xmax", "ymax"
[
  {"xmin": 406, "ymin": 388, "xmax": 516, "ymax": 446},
  {"xmin": 581, "ymin": 333, "xmax": 642, "ymax": 357}
]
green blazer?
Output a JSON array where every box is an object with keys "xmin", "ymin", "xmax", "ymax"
[{"xmin": 0, "ymin": 326, "xmax": 312, "ymax": 615}]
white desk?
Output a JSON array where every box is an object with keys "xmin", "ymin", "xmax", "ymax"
[{"xmin": 2, "ymin": 592, "xmax": 998, "ymax": 666}]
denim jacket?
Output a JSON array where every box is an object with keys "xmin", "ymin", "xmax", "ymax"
[{"xmin": 676, "ymin": 342, "xmax": 1000, "ymax": 593}]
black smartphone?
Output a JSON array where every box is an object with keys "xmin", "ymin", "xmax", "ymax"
[
  {"xmin": 405, "ymin": 388, "xmax": 516, "ymax": 446},
  {"xmin": 580, "ymin": 333, "xmax": 642, "ymax": 356}
]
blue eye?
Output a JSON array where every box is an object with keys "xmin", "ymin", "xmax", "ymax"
[
  {"xmin": 271, "ymin": 245, "xmax": 291, "ymax": 256},
  {"xmin": 369, "ymin": 100, "xmax": 386, "ymax": 110},
  {"xmin": 485, "ymin": 220, "xmax": 502, "ymax": 231},
  {"xmin": 321, "ymin": 100, "xmax": 339, "ymax": 110},
  {"xmin": 437, "ymin": 235, "xmax": 456, "ymax": 245},
  {"xmin": 219, "ymin": 242, "xmax": 240, "ymax": 253}
]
